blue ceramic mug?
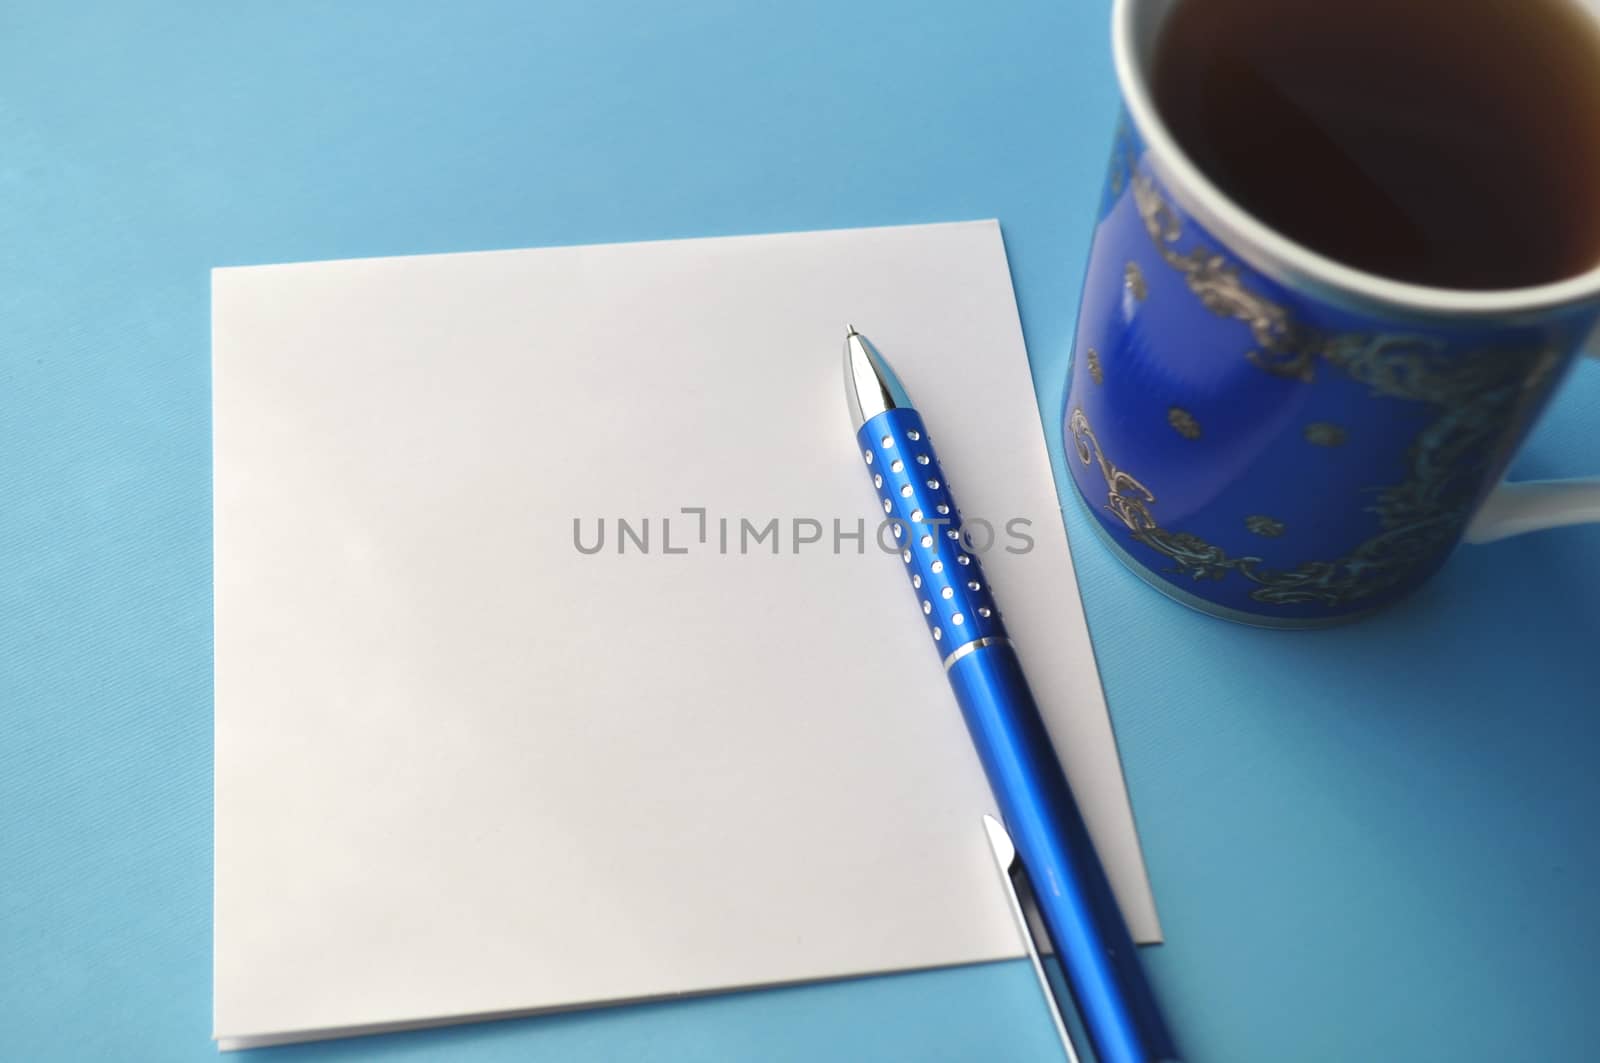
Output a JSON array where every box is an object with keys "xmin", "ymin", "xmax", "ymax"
[{"xmin": 1063, "ymin": 0, "xmax": 1600, "ymax": 627}]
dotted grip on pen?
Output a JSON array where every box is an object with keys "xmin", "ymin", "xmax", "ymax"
[{"xmin": 858, "ymin": 407, "xmax": 1007, "ymax": 656}]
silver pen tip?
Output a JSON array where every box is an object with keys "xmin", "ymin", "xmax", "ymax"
[{"xmin": 842, "ymin": 327, "xmax": 913, "ymax": 430}]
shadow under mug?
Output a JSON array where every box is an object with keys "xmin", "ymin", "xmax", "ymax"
[{"xmin": 1063, "ymin": 0, "xmax": 1600, "ymax": 628}]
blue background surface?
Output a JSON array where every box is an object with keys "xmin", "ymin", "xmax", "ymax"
[{"xmin": 2, "ymin": 2, "xmax": 1596, "ymax": 1060}]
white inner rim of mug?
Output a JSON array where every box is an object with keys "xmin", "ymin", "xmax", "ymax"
[{"xmin": 1113, "ymin": 0, "xmax": 1600, "ymax": 318}]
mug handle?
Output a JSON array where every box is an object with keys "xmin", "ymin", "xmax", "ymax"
[{"xmin": 1464, "ymin": 348, "xmax": 1600, "ymax": 545}]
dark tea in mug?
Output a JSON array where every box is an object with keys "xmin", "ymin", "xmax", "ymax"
[{"xmin": 1153, "ymin": 0, "xmax": 1600, "ymax": 290}]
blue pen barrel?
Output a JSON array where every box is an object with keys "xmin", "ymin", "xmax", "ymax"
[
  {"xmin": 848, "ymin": 337, "xmax": 1177, "ymax": 1063},
  {"xmin": 949, "ymin": 644, "xmax": 1177, "ymax": 1063}
]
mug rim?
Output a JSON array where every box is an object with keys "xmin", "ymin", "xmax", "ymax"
[{"xmin": 1112, "ymin": 0, "xmax": 1600, "ymax": 319}]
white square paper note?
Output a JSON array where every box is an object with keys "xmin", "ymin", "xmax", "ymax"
[{"xmin": 213, "ymin": 221, "xmax": 1160, "ymax": 1049}]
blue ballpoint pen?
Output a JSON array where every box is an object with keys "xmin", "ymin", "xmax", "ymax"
[{"xmin": 843, "ymin": 327, "xmax": 1179, "ymax": 1063}]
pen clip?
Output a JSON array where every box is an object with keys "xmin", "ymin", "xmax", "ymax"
[{"xmin": 983, "ymin": 814, "xmax": 1084, "ymax": 1063}]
